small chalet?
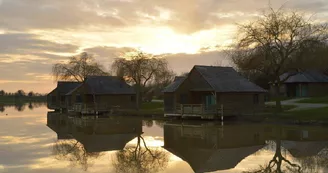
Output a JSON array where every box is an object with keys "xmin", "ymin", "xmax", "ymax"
[
  {"xmin": 47, "ymin": 81, "xmax": 82, "ymax": 111},
  {"xmin": 162, "ymin": 65, "xmax": 267, "ymax": 117},
  {"xmin": 163, "ymin": 123, "xmax": 265, "ymax": 172},
  {"xmin": 66, "ymin": 76, "xmax": 136, "ymax": 114},
  {"xmin": 271, "ymin": 71, "xmax": 328, "ymax": 97}
]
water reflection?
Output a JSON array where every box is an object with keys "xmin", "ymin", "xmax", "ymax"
[
  {"xmin": 47, "ymin": 112, "xmax": 169, "ymax": 172},
  {"xmin": 46, "ymin": 112, "xmax": 328, "ymax": 173},
  {"xmin": 0, "ymin": 102, "xmax": 46, "ymax": 113}
]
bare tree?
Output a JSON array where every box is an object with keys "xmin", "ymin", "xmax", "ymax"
[
  {"xmin": 52, "ymin": 140, "xmax": 102, "ymax": 171},
  {"xmin": 113, "ymin": 135, "xmax": 169, "ymax": 173},
  {"xmin": 230, "ymin": 8, "xmax": 328, "ymax": 112},
  {"xmin": 244, "ymin": 127, "xmax": 302, "ymax": 173},
  {"xmin": 0, "ymin": 90, "xmax": 4, "ymax": 96},
  {"xmin": 52, "ymin": 52, "xmax": 107, "ymax": 82},
  {"xmin": 112, "ymin": 50, "xmax": 171, "ymax": 109}
]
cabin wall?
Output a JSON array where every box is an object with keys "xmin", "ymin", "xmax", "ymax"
[
  {"xmin": 47, "ymin": 89, "xmax": 59, "ymax": 110},
  {"xmin": 68, "ymin": 84, "xmax": 136, "ymax": 109},
  {"xmin": 308, "ymin": 83, "xmax": 328, "ymax": 97},
  {"xmin": 218, "ymin": 92, "xmax": 265, "ymax": 115},
  {"xmin": 95, "ymin": 95, "xmax": 136, "ymax": 109},
  {"xmin": 173, "ymin": 69, "xmax": 212, "ymax": 105}
]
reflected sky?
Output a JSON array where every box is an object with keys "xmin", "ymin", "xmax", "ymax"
[{"xmin": 1, "ymin": 106, "xmax": 328, "ymax": 173}]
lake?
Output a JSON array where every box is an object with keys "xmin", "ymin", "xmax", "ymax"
[{"xmin": 0, "ymin": 104, "xmax": 328, "ymax": 173}]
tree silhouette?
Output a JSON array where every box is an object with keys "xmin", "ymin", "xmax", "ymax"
[
  {"xmin": 52, "ymin": 140, "xmax": 102, "ymax": 171},
  {"xmin": 112, "ymin": 50, "xmax": 171, "ymax": 109},
  {"xmin": 244, "ymin": 127, "xmax": 301, "ymax": 173},
  {"xmin": 113, "ymin": 135, "xmax": 169, "ymax": 173},
  {"xmin": 231, "ymin": 8, "xmax": 328, "ymax": 112},
  {"xmin": 52, "ymin": 52, "xmax": 107, "ymax": 82}
]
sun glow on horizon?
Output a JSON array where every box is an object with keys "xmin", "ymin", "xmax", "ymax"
[{"xmin": 30, "ymin": 24, "xmax": 236, "ymax": 55}]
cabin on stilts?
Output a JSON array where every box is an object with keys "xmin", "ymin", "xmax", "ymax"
[
  {"xmin": 162, "ymin": 65, "xmax": 267, "ymax": 119},
  {"xmin": 65, "ymin": 76, "xmax": 136, "ymax": 115},
  {"xmin": 47, "ymin": 81, "xmax": 82, "ymax": 111}
]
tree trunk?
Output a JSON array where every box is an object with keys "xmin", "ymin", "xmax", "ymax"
[
  {"xmin": 135, "ymin": 84, "xmax": 142, "ymax": 110},
  {"xmin": 274, "ymin": 84, "xmax": 282, "ymax": 113}
]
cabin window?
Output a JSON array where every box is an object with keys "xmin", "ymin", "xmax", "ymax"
[
  {"xmin": 253, "ymin": 94, "xmax": 259, "ymax": 104},
  {"xmin": 131, "ymin": 95, "xmax": 136, "ymax": 102},
  {"xmin": 76, "ymin": 94, "xmax": 82, "ymax": 103}
]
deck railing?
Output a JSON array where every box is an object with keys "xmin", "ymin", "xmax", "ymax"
[
  {"xmin": 175, "ymin": 104, "xmax": 223, "ymax": 116},
  {"xmin": 70, "ymin": 103, "xmax": 120, "ymax": 114}
]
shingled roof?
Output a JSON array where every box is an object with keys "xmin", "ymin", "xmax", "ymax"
[
  {"xmin": 162, "ymin": 76, "xmax": 187, "ymax": 93},
  {"xmin": 281, "ymin": 71, "xmax": 328, "ymax": 83},
  {"xmin": 49, "ymin": 81, "xmax": 81, "ymax": 96},
  {"xmin": 194, "ymin": 66, "xmax": 267, "ymax": 92},
  {"xmin": 72, "ymin": 76, "xmax": 135, "ymax": 95}
]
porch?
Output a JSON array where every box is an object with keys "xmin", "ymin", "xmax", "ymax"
[
  {"xmin": 68, "ymin": 103, "xmax": 120, "ymax": 115},
  {"xmin": 164, "ymin": 104, "xmax": 224, "ymax": 120}
]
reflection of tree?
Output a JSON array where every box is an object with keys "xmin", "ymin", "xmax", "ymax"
[
  {"xmin": 52, "ymin": 140, "xmax": 102, "ymax": 171},
  {"xmin": 244, "ymin": 127, "xmax": 301, "ymax": 173},
  {"xmin": 113, "ymin": 135, "xmax": 169, "ymax": 173},
  {"xmin": 293, "ymin": 149, "xmax": 328, "ymax": 172},
  {"xmin": 154, "ymin": 120, "xmax": 164, "ymax": 128},
  {"xmin": 0, "ymin": 105, "xmax": 4, "ymax": 112},
  {"xmin": 28, "ymin": 102, "xmax": 34, "ymax": 110},
  {"xmin": 14, "ymin": 103, "xmax": 25, "ymax": 112},
  {"xmin": 143, "ymin": 120, "xmax": 154, "ymax": 127}
]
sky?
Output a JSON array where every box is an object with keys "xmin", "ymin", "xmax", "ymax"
[{"xmin": 1, "ymin": 0, "xmax": 328, "ymax": 93}]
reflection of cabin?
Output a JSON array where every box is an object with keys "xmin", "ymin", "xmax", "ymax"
[
  {"xmin": 264, "ymin": 125, "xmax": 328, "ymax": 158},
  {"xmin": 66, "ymin": 76, "xmax": 136, "ymax": 114},
  {"xmin": 163, "ymin": 122, "xmax": 266, "ymax": 173},
  {"xmin": 280, "ymin": 126, "xmax": 328, "ymax": 158},
  {"xmin": 163, "ymin": 65, "xmax": 267, "ymax": 118},
  {"xmin": 46, "ymin": 112, "xmax": 73, "ymax": 140},
  {"xmin": 47, "ymin": 81, "xmax": 82, "ymax": 110},
  {"xmin": 271, "ymin": 71, "xmax": 328, "ymax": 97},
  {"xmin": 69, "ymin": 117, "xmax": 142, "ymax": 152}
]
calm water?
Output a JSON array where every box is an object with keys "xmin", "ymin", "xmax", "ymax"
[{"xmin": 1, "ymin": 104, "xmax": 328, "ymax": 173}]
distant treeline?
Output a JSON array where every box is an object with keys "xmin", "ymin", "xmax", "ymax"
[{"xmin": 0, "ymin": 89, "xmax": 47, "ymax": 104}]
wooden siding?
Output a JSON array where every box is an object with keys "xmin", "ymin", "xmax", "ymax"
[{"xmin": 67, "ymin": 83, "xmax": 136, "ymax": 112}]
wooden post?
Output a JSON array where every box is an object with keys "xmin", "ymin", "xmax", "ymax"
[{"xmin": 221, "ymin": 104, "xmax": 224, "ymax": 122}]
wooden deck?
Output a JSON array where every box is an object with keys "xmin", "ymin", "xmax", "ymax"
[
  {"xmin": 164, "ymin": 104, "xmax": 224, "ymax": 120},
  {"xmin": 68, "ymin": 103, "xmax": 120, "ymax": 115}
]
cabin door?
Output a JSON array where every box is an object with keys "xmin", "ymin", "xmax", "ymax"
[{"xmin": 204, "ymin": 95, "xmax": 216, "ymax": 108}]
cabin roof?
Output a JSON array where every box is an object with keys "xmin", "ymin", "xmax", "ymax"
[
  {"xmin": 74, "ymin": 133, "xmax": 138, "ymax": 152},
  {"xmin": 194, "ymin": 65, "xmax": 267, "ymax": 93},
  {"xmin": 282, "ymin": 140, "xmax": 328, "ymax": 158},
  {"xmin": 281, "ymin": 71, "xmax": 328, "ymax": 83},
  {"xmin": 162, "ymin": 76, "xmax": 187, "ymax": 93},
  {"xmin": 164, "ymin": 145, "xmax": 264, "ymax": 172},
  {"xmin": 55, "ymin": 81, "xmax": 82, "ymax": 95},
  {"xmin": 67, "ymin": 76, "xmax": 135, "ymax": 95}
]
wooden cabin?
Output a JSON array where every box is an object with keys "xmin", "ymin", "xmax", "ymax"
[
  {"xmin": 270, "ymin": 71, "xmax": 328, "ymax": 97},
  {"xmin": 163, "ymin": 122, "xmax": 266, "ymax": 173},
  {"xmin": 47, "ymin": 81, "xmax": 82, "ymax": 111},
  {"xmin": 162, "ymin": 65, "xmax": 267, "ymax": 118},
  {"xmin": 69, "ymin": 117, "xmax": 142, "ymax": 152},
  {"xmin": 66, "ymin": 76, "xmax": 136, "ymax": 114}
]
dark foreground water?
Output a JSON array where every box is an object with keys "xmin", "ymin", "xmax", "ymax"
[{"xmin": 0, "ymin": 105, "xmax": 328, "ymax": 173}]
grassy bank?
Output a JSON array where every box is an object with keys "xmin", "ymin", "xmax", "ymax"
[
  {"xmin": 281, "ymin": 107, "xmax": 328, "ymax": 121},
  {"xmin": 0, "ymin": 96, "xmax": 47, "ymax": 104},
  {"xmin": 297, "ymin": 96, "xmax": 328, "ymax": 104}
]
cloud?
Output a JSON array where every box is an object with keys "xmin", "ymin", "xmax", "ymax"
[
  {"xmin": 0, "ymin": 33, "xmax": 78, "ymax": 55},
  {"xmin": 1, "ymin": 0, "xmax": 328, "ymax": 34}
]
